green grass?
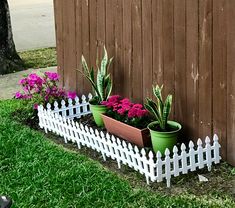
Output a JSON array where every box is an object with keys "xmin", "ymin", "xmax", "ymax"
[
  {"xmin": 18, "ymin": 48, "xmax": 57, "ymax": 69},
  {"xmin": 0, "ymin": 100, "xmax": 234, "ymax": 207}
]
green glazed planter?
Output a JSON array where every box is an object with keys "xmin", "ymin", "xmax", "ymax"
[
  {"xmin": 89, "ymin": 104, "xmax": 107, "ymax": 127},
  {"xmin": 148, "ymin": 121, "xmax": 182, "ymax": 155}
]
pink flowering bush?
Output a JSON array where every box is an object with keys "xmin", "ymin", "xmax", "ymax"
[
  {"xmin": 101, "ymin": 95, "xmax": 151, "ymax": 129},
  {"xmin": 14, "ymin": 72, "xmax": 77, "ymax": 125}
]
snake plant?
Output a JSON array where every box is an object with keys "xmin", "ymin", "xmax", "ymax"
[
  {"xmin": 144, "ymin": 85, "xmax": 172, "ymax": 131},
  {"xmin": 80, "ymin": 46, "xmax": 113, "ymax": 104}
]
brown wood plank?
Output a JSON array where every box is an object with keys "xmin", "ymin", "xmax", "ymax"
[
  {"xmin": 198, "ymin": 0, "xmax": 213, "ymax": 140},
  {"xmin": 152, "ymin": 0, "xmax": 163, "ymax": 88},
  {"xmin": 53, "ymin": 0, "xmax": 64, "ymax": 86},
  {"xmin": 162, "ymin": 0, "xmax": 174, "ymax": 118},
  {"xmin": 174, "ymin": 0, "xmax": 186, "ymax": 135},
  {"xmin": 186, "ymin": 0, "xmax": 199, "ymax": 141},
  {"xmin": 81, "ymin": 0, "xmax": 91, "ymax": 94},
  {"xmin": 213, "ymin": 0, "xmax": 227, "ymax": 159},
  {"xmin": 62, "ymin": 0, "xmax": 77, "ymax": 91},
  {"xmin": 142, "ymin": 0, "xmax": 153, "ymax": 100},
  {"xmin": 227, "ymin": 0, "xmax": 235, "ymax": 166},
  {"xmin": 132, "ymin": 0, "xmax": 142, "ymax": 102},
  {"xmin": 114, "ymin": 0, "xmax": 123, "ymax": 95},
  {"xmin": 89, "ymin": 0, "xmax": 97, "ymax": 68},
  {"xmin": 97, "ymin": 0, "xmax": 106, "ymax": 60},
  {"xmin": 75, "ymin": 0, "xmax": 84, "ymax": 94},
  {"xmin": 105, "ymin": 0, "xmax": 115, "ymax": 90},
  {"xmin": 122, "ymin": 0, "xmax": 132, "ymax": 98}
]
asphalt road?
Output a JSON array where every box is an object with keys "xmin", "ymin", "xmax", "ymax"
[{"xmin": 8, "ymin": 0, "xmax": 56, "ymax": 51}]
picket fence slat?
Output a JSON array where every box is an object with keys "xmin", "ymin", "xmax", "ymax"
[{"xmin": 37, "ymin": 94, "xmax": 222, "ymax": 187}]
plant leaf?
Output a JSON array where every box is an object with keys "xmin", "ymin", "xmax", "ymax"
[
  {"xmin": 162, "ymin": 95, "xmax": 172, "ymax": 129},
  {"xmin": 101, "ymin": 46, "xmax": 108, "ymax": 75}
]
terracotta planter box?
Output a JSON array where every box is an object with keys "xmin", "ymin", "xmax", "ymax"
[{"xmin": 102, "ymin": 114, "xmax": 151, "ymax": 147}]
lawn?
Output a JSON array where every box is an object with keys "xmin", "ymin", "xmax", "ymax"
[
  {"xmin": 18, "ymin": 48, "xmax": 57, "ymax": 69},
  {"xmin": 0, "ymin": 99, "xmax": 234, "ymax": 208}
]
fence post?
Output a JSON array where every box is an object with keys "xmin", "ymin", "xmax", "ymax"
[
  {"xmin": 213, "ymin": 134, "xmax": 221, "ymax": 164},
  {"xmin": 197, "ymin": 139, "xmax": 204, "ymax": 169},
  {"xmin": 205, "ymin": 136, "xmax": 212, "ymax": 171},
  {"xmin": 165, "ymin": 148, "xmax": 171, "ymax": 188},
  {"xmin": 181, "ymin": 143, "xmax": 188, "ymax": 174},
  {"xmin": 156, "ymin": 151, "xmax": 163, "ymax": 182},
  {"xmin": 173, "ymin": 146, "xmax": 179, "ymax": 176},
  {"xmin": 189, "ymin": 141, "xmax": 196, "ymax": 171}
]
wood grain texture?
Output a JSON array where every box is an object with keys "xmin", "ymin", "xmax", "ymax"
[
  {"xmin": 213, "ymin": 0, "xmax": 227, "ymax": 159},
  {"xmin": 227, "ymin": 0, "xmax": 235, "ymax": 166},
  {"xmin": 75, "ymin": 0, "xmax": 83, "ymax": 94},
  {"xmin": 53, "ymin": 0, "xmax": 64, "ymax": 86},
  {"xmin": 62, "ymin": 0, "xmax": 76, "ymax": 90},
  {"xmin": 132, "ymin": 0, "xmax": 142, "ymax": 103},
  {"xmin": 185, "ymin": 0, "xmax": 199, "ymax": 141},
  {"xmin": 198, "ymin": 0, "xmax": 213, "ymax": 139}
]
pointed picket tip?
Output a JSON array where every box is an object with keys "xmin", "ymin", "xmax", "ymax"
[
  {"xmin": 68, "ymin": 98, "xmax": 73, "ymax": 104},
  {"xmin": 122, "ymin": 140, "xmax": 127, "ymax": 147},
  {"xmin": 134, "ymin": 146, "xmax": 139, "ymax": 153},
  {"xmin": 61, "ymin": 99, "xmax": 66, "ymax": 105},
  {"xmin": 75, "ymin": 96, "xmax": 79, "ymax": 102},
  {"xmin": 111, "ymin": 135, "xmax": 116, "ymax": 143},
  {"xmin": 100, "ymin": 131, "xmax": 105, "ymax": 138},
  {"xmin": 189, "ymin": 140, "xmax": 194, "ymax": 148},
  {"xmin": 141, "ymin": 148, "xmax": 146, "ymax": 156},
  {"xmin": 181, "ymin": 143, "xmax": 186, "ymax": 151},
  {"xmin": 164, "ymin": 148, "xmax": 170, "ymax": 156},
  {"xmin": 106, "ymin": 132, "xmax": 111, "ymax": 139},
  {"xmin": 95, "ymin": 129, "xmax": 100, "ymax": 136},
  {"xmin": 205, "ymin": 136, "xmax": 210, "ymax": 144},
  {"xmin": 197, "ymin": 138, "xmax": 202, "ymax": 146},
  {"xmin": 82, "ymin": 95, "xmax": 86, "ymax": 101},
  {"xmin": 84, "ymin": 125, "xmax": 89, "ymax": 132},
  {"xmin": 213, "ymin": 134, "xmax": 219, "ymax": 142},
  {"xmin": 116, "ymin": 138, "xmax": 121, "ymax": 145},
  {"xmin": 173, "ymin": 145, "xmax": 178, "ymax": 153},
  {"xmin": 88, "ymin": 93, "xmax": 93, "ymax": 100},
  {"xmin": 148, "ymin": 151, "xmax": 154, "ymax": 158},
  {"xmin": 46, "ymin": 103, "xmax": 51, "ymax": 109},
  {"xmin": 128, "ymin": 143, "xmax": 133, "ymax": 150},
  {"xmin": 54, "ymin": 101, "xmax": 58, "ymax": 107},
  {"xmin": 89, "ymin": 127, "xmax": 94, "ymax": 134},
  {"xmin": 80, "ymin": 123, "xmax": 84, "ymax": 129},
  {"xmin": 156, "ymin": 151, "xmax": 162, "ymax": 158}
]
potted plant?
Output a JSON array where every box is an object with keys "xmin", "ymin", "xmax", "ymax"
[
  {"xmin": 101, "ymin": 95, "xmax": 152, "ymax": 147},
  {"xmin": 144, "ymin": 85, "xmax": 182, "ymax": 154},
  {"xmin": 80, "ymin": 46, "xmax": 113, "ymax": 127}
]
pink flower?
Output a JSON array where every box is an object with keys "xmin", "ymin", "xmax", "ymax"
[
  {"xmin": 133, "ymin": 104, "xmax": 143, "ymax": 109},
  {"xmin": 33, "ymin": 103, "xmax": 39, "ymax": 110},
  {"xmin": 45, "ymin": 72, "xmax": 60, "ymax": 81},
  {"xmin": 19, "ymin": 78, "xmax": 27, "ymax": 85},
  {"xmin": 67, "ymin": 91, "xmax": 77, "ymax": 99},
  {"xmin": 117, "ymin": 108, "xmax": 126, "ymax": 115},
  {"xmin": 15, "ymin": 92, "xmax": 22, "ymax": 99},
  {"xmin": 108, "ymin": 95, "xmax": 121, "ymax": 103}
]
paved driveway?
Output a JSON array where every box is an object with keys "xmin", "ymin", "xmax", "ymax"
[{"xmin": 8, "ymin": 0, "xmax": 56, "ymax": 51}]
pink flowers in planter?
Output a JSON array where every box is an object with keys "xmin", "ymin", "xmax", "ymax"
[{"xmin": 101, "ymin": 95, "xmax": 150, "ymax": 129}]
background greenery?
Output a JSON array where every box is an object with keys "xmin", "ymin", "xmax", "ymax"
[{"xmin": 19, "ymin": 47, "xmax": 57, "ymax": 69}]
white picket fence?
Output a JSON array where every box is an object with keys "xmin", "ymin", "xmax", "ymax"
[{"xmin": 37, "ymin": 94, "xmax": 221, "ymax": 187}]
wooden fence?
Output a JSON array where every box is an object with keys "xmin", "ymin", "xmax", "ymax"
[{"xmin": 53, "ymin": 0, "xmax": 235, "ymax": 166}]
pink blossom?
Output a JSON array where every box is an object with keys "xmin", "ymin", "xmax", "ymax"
[
  {"xmin": 45, "ymin": 72, "xmax": 60, "ymax": 81},
  {"xmin": 133, "ymin": 104, "xmax": 143, "ymax": 109},
  {"xmin": 67, "ymin": 91, "xmax": 77, "ymax": 99},
  {"xmin": 33, "ymin": 103, "xmax": 39, "ymax": 110},
  {"xmin": 15, "ymin": 92, "xmax": 22, "ymax": 99},
  {"xmin": 19, "ymin": 78, "xmax": 27, "ymax": 85},
  {"xmin": 117, "ymin": 108, "xmax": 126, "ymax": 115}
]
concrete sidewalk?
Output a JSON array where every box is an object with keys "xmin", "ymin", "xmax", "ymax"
[
  {"xmin": 0, "ymin": 67, "xmax": 57, "ymax": 100},
  {"xmin": 8, "ymin": 0, "xmax": 56, "ymax": 51}
]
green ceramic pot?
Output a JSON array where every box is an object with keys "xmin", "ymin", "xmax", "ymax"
[
  {"xmin": 148, "ymin": 121, "xmax": 182, "ymax": 155},
  {"xmin": 89, "ymin": 104, "xmax": 107, "ymax": 127}
]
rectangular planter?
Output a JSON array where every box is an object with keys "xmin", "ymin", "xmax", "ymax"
[{"xmin": 102, "ymin": 114, "xmax": 151, "ymax": 147}]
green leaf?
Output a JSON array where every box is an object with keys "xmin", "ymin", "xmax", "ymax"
[
  {"xmin": 162, "ymin": 95, "xmax": 172, "ymax": 129},
  {"xmin": 101, "ymin": 46, "xmax": 108, "ymax": 75},
  {"xmin": 97, "ymin": 70, "xmax": 105, "ymax": 101}
]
